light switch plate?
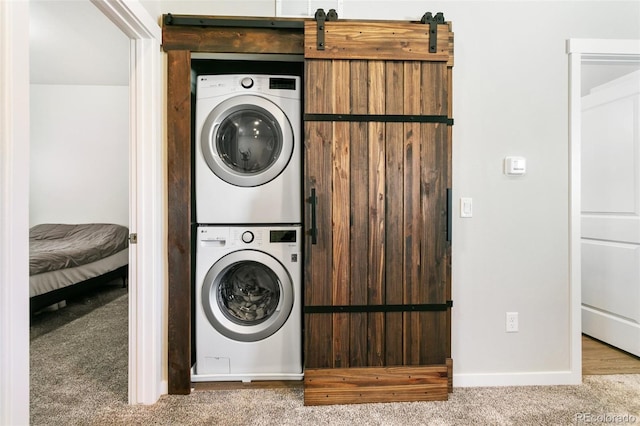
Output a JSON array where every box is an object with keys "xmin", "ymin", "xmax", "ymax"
[
  {"xmin": 505, "ymin": 156, "xmax": 526, "ymax": 175},
  {"xmin": 460, "ymin": 197, "xmax": 473, "ymax": 218}
]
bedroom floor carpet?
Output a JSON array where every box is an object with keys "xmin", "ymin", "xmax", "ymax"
[
  {"xmin": 30, "ymin": 295, "xmax": 640, "ymax": 426},
  {"xmin": 30, "ymin": 279, "xmax": 127, "ymax": 340}
]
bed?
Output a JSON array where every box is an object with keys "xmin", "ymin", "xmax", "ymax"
[{"xmin": 29, "ymin": 223, "xmax": 130, "ymax": 314}]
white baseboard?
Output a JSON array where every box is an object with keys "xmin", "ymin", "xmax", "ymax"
[
  {"xmin": 454, "ymin": 370, "xmax": 582, "ymax": 388},
  {"xmin": 582, "ymin": 306, "xmax": 640, "ymax": 357}
]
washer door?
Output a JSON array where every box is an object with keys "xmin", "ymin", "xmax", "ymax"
[
  {"xmin": 201, "ymin": 249, "xmax": 294, "ymax": 342},
  {"xmin": 201, "ymin": 95, "xmax": 294, "ymax": 187}
]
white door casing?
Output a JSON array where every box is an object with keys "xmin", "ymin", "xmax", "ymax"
[
  {"xmin": 90, "ymin": 0, "xmax": 165, "ymax": 404},
  {"xmin": 568, "ymin": 38, "xmax": 640, "ymax": 383},
  {"xmin": 0, "ymin": 1, "xmax": 30, "ymax": 424},
  {"xmin": 581, "ymin": 69, "xmax": 640, "ymax": 356}
]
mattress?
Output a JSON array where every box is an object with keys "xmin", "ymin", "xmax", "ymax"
[
  {"xmin": 29, "ymin": 223, "xmax": 129, "ymax": 275},
  {"xmin": 29, "ymin": 223, "xmax": 130, "ymax": 298},
  {"xmin": 30, "ymin": 248, "xmax": 129, "ymax": 298}
]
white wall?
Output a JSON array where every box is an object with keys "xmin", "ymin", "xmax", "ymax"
[
  {"xmin": 29, "ymin": 84, "xmax": 129, "ymax": 227},
  {"xmin": 343, "ymin": 0, "xmax": 640, "ymax": 385},
  {"xmin": 148, "ymin": 0, "xmax": 640, "ymax": 386},
  {"xmin": 147, "ymin": 0, "xmax": 275, "ymax": 16},
  {"xmin": 30, "ymin": 0, "xmax": 129, "ymax": 86}
]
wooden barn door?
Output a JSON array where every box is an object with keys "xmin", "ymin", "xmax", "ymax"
[{"xmin": 303, "ymin": 16, "xmax": 454, "ymax": 405}]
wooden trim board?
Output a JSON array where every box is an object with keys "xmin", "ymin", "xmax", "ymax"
[
  {"xmin": 163, "ymin": 24, "xmax": 303, "ymax": 54},
  {"xmin": 166, "ymin": 49, "xmax": 192, "ymax": 395},
  {"xmin": 304, "ymin": 21, "xmax": 453, "ymax": 62},
  {"xmin": 304, "ymin": 365, "xmax": 449, "ymax": 406}
]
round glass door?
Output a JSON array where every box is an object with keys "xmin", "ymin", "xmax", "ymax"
[
  {"xmin": 218, "ymin": 261, "xmax": 280, "ymax": 325},
  {"xmin": 201, "ymin": 250, "xmax": 294, "ymax": 342},
  {"xmin": 201, "ymin": 95, "xmax": 294, "ymax": 187}
]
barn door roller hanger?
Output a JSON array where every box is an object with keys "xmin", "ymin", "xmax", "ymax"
[
  {"xmin": 420, "ymin": 11, "xmax": 446, "ymax": 53},
  {"xmin": 314, "ymin": 8, "xmax": 338, "ymax": 50}
]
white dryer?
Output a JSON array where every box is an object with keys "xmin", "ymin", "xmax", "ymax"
[
  {"xmin": 193, "ymin": 225, "xmax": 302, "ymax": 382},
  {"xmin": 195, "ymin": 74, "xmax": 302, "ymax": 224}
]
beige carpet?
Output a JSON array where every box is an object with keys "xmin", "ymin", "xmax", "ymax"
[{"xmin": 31, "ymin": 294, "xmax": 640, "ymax": 425}]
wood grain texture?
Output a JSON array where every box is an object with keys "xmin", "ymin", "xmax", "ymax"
[
  {"xmin": 332, "ymin": 61, "xmax": 351, "ymax": 367},
  {"xmin": 304, "ymin": 59, "xmax": 334, "ymax": 368},
  {"xmin": 447, "ymin": 23, "xmax": 455, "ymax": 67},
  {"xmin": 367, "ymin": 61, "xmax": 386, "ymax": 367},
  {"xmin": 166, "ymin": 49, "xmax": 192, "ymax": 395},
  {"xmin": 349, "ymin": 60, "xmax": 369, "ymax": 367},
  {"xmin": 163, "ymin": 24, "xmax": 304, "ymax": 54},
  {"xmin": 582, "ymin": 334, "xmax": 640, "ymax": 375},
  {"xmin": 304, "ymin": 21, "xmax": 452, "ymax": 62},
  {"xmin": 304, "ymin": 366, "xmax": 448, "ymax": 405},
  {"xmin": 384, "ymin": 61, "xmax": 404, "ymax": 366},
  {"xmin": 403, "ymin": 61, "xmax": 423, "ymax": 365},
  {"xmin": 446, "ymin": 66, "xmax": 453, "ymax": 358},
  {"xmin": 304, "ymin": 58, "xmax": 452, "ymax": 369}
]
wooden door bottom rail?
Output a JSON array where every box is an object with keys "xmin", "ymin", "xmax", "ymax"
[{"xmin": 303, "ymin": 363, "xmax": 452, "ymax": 406}]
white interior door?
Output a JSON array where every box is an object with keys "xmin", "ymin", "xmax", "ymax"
[{"xmin": 581, "ymin": 69, "xmax": 640, "ymax": 357}]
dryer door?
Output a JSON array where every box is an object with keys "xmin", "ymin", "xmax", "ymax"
[
  {"xmin": 200, "ymin": 95, "xmax": 294, "ymax": 187},
  {"xmin": 201, "ymin": 249, "xmax": 294, "ymax": 342}
]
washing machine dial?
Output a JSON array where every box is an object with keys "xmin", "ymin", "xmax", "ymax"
[
  {"xmin": 240, "ymin": 77, "xmax": 254, "ymax": 89},
  {"xmin": 241, "ymin": 231, "xmax": 254, "ymax": 244}
]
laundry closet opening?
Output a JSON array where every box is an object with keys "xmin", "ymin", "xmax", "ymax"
[{"xmin": 189, "ymin": 54, "xmax": 304, "ymax": 369}]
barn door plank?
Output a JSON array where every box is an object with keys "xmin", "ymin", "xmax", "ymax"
[
  {"xmin": 349, "ymin": 60, "xmax": 369, "ymax": 367},
  {"xmin": 402, "ymin": 61, "xmax": 423, "ymax": 365},
  {"xmin": 367, "ymin": 60, "xmax": 386, "ymax": 367},
  {"xmin": 332, "ymin": 60, "xmax": 351, "ymax": 368},
  {"xmin": 304, "ymin": 59, "xmax": 334, "ymax": 368},
  {"xmin": 384, "ymin": 60, "xmax": 405, "ymax": 366}
]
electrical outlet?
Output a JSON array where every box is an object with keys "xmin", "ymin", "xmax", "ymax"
[{"xmin": 506, "ymin": 312, "xmax": 518, "ymax": 333}]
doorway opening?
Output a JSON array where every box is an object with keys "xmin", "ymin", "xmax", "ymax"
[
  {"xmin": 29, "ymin": 1, "xmax": 130, "ymax": 423},
  {"xmin": 24, "ymin": 0, "xmax": 164, "ymax": 412},
  {"xmin": 28, "ymin": 0, "xmax": 131, "ymax": 418},
  {"xmin": 568, "ymin": 38, "xmax": 640, "ymax": 380}
]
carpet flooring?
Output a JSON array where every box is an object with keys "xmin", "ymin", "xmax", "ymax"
[
  {"xmin": 30, "ymin": 294, "xmax": 640, "ymax": 425},
  {"xmin": 30, "ymin": 280, "xmax": 127, "ymax": 340}
]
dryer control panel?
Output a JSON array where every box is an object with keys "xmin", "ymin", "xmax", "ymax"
[{"xmin": 197, "ymin": 74, "xmax": 300, "ymax": 101}]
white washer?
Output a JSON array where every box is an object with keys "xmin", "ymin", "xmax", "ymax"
[
  {"xmin": 195, "ymin": 74, "xmax": 302, "ymax": 224},
  {"xmin": 193, "ymin": 225, "xmax": 302, "ymax": 382}
]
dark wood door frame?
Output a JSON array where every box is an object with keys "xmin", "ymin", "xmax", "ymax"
[{"xmin": 163, "ymin": 15, "xmax": 305, "ymax": 394}]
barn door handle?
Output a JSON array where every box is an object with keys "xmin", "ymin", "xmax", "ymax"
[{"xmin": 309, "ymin": 188, "xmax": 318, "ymax": 245}]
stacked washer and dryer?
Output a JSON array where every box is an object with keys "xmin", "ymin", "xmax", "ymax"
[{"xmin": 193, "ymin": 74, "xmax": 303, "ymax": 382}]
